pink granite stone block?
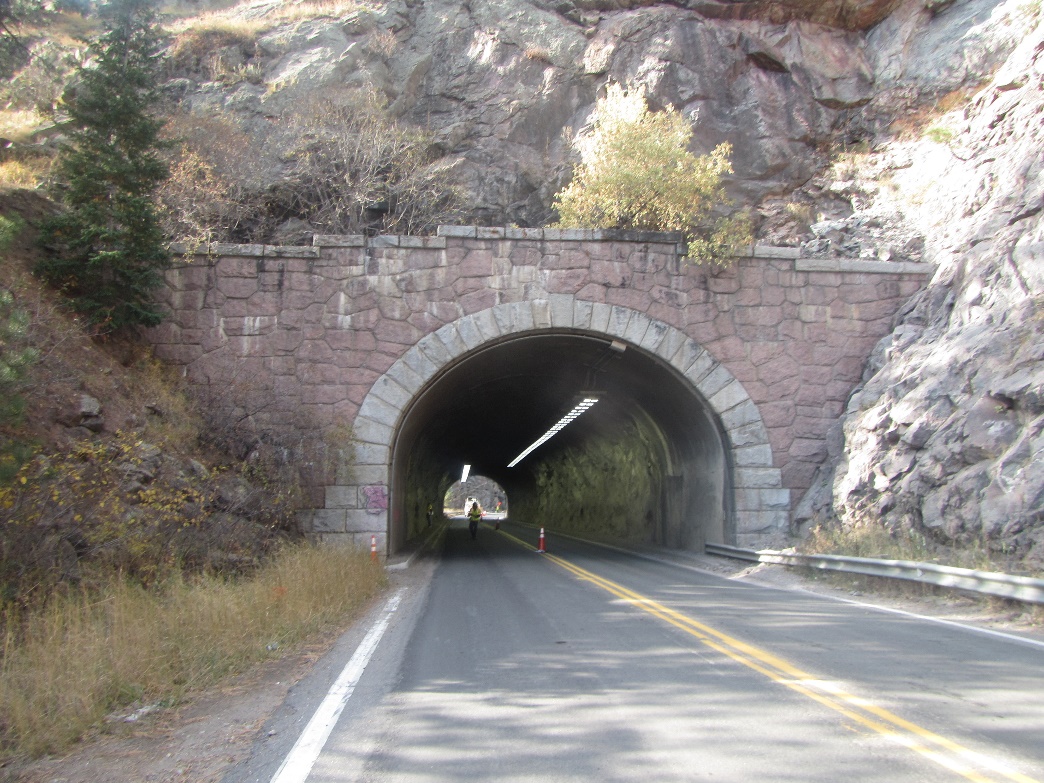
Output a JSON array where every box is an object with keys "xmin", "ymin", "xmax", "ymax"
[
  {"xmin": 757, "ymin": 353, "xmax": 799, "ymax": 381},
  {"xmin": 789, "ymin": 437, "xmax": 827, "ymax": 460},
  {"xmin": 590, "ymin": 258, "xmax": 633, "ymax": 287},
  {"xmin": 650, "ymin": 286, "xmax": 688, "ymax": 309},
  {"xmin": 458, "ymin": 288, "xmax": 498, "ymax": 314},
  {"xmin": 546, "ymin": 268, "xmax": 589, "ymax": 294},
  {"xmin": 707, "ymin": 273, "xmax": 740, "ymax": 294},
  {"xmin": 604, "ymin": 287, "xmax": 653, "ymax": 310},
  {"xmin": 761, "ymin": 286, "xmax": 786, "ymax": 306},
  {"xmin": 782, "ymin": 460, "xmax": 819, "ymax": 490},
  {"xmin": 458, "ymin": 249, "xmax": 494, "ymax": 277},
  {"xmin": 759, "ymin": 400, "xmax": 797, "ymax": 428},
  {"xmin": 543, "ymin": 249, "xmax": 591, "ymax": 270},
  {"xmin": 575, "ymin": 283, "xmax": 608, "ymax": 302},
  {"xmin": 373, "ymin": 319, "xmax": 420, "ymax": 346}
]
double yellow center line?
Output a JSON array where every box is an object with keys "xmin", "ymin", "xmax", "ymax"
[{"xmin": 500, "ymin": 528, "xmax": 1038, "ymax": 783}]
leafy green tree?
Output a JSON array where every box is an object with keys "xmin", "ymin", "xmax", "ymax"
[
  {"xmin": 36, "ymin": 0, "xmax": 171, "ymax": 332},
  {"xmin": 553, "ymin": 84, "xmax": 751, "ymax": 266}
]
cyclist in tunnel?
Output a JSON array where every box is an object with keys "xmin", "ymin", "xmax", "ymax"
[{"xmin": 467, "ymin": 501, "xmax": 482, "ymax": 540}]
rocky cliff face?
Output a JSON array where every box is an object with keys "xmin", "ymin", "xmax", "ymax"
[
  {"xmin": 799, "ymin": 5, "xmax": 1044, "ymax": 568},
  {"xmin": 171, "ymin": 0, "xmax": 1042, "ymax": 563},
  {"xmin": 178, "ymin": 0, "xmax": 887, "ymax": 229}
]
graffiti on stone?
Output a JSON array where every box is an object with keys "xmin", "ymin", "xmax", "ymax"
[{"xmin": 362, "ymin": 484, "xmax": 388, "ymax": 515}]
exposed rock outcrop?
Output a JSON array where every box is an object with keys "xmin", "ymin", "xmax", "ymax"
[
  {"xmin": 161, "ymin": 0, "xmax": 1044, "ymax": 562},
  {"xmin": 175, "ymin": 0, "xmax": 881, "ymax": 229},
  {"xmin": 491, "ymin": 0, "xmax": 904, "ymax": 32},
  {"xmin": 797, "ymin": 6, "xmax": 1044, "ymax": 568}
]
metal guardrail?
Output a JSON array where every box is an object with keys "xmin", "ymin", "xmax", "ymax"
[{"xmin": 705, "ymin": 543, "xmax": 1044, "ymax": 605}]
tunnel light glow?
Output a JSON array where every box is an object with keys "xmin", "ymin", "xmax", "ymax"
[
  {"xmin": 507, "ymin": 397, "xmax": 599, "ymax": 468},
  {"xmin": 461, "ymin": 464, "xmax": 471, "ymax": 483}
]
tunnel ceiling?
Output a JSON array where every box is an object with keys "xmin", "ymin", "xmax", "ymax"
[{"xmin": 395, "ymin": 332, "xmax": 716, "ymax": 488}]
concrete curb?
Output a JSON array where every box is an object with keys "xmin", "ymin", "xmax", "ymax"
[{"xmin": 385, "ymin": 520, "xmax": 451, "ymax": 571}]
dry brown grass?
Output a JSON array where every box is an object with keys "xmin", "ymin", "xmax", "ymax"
[
  {"xmin": 21, "ymin": 11, "xmax": 99, "ymax": 47},
  {"xmin": 0, "ymin": 160, "xmax": 49, "ymax": 190},
  {"xmin": 889, "ymin": 85, "xmax": 986, "ymax": 139},
  {"xmin": 169, "ymin": 17, "xmax": 265, "ymax": 48},
  {"xmin": 0, "ymin": 197, "xmax": 384, "ymax": 764},
  {"xmin": 160, "ymin": 0, "xmax": 243, "ymax": 19},
  {"xmin": 0, "ymin": 543, "xmax": 386, "ymax": 759},
  {"xmin": 0, "ymin": 136, "xmax": 388, "ymax": 778},
  {"xmin": 122, "ymin": 357, "xmax": 202, "ymax": 455},
  {"xmin": 800, "ymin": 519, "xmax": 1029, "ymax": 571},
  {"xmin": 171, "ymin": 0, "xmax": 377, "ymax": 38},
  {"xmin": 799, "ymin": 519, "xmax": 1043, "ymax": 608},
  {"xmin": 365, "ymin": 28, "xmax": 398, "ymax": 57},
  {"xmin": 267, "ymin": 0, "xmax": 375, "ymax": 23},
  {"xmin": 0, "ymin": 110, "xmax": 46, "ymax": 145},
  {"xmin": 166, "ymin": 22, "xmax": 263, "ymax": 82},
  {"xmin": 523, "ymin": 46, "xmax": 553, "ymax": 64}
]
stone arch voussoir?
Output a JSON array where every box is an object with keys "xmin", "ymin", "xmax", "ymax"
[{"xmin": 341, "ymin": 296, "xmax": 788, "ymax": 549}]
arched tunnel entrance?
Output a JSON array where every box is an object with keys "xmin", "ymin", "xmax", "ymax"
[{"xmin": 388, "ymin": 330, "xmax": 734, "ymax": 553}]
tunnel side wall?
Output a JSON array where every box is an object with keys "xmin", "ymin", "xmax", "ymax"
[
  {"xmin": 149, "ymin": 229, "xmax": 932, "ymax": 550},
  {"xmin": 507, "ymin": 407, "xmax": 692, "ymax": 547}
]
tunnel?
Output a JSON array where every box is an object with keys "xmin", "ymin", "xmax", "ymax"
[{"xmin": 387, "ymin": 329, "xmax": 735, "ymax": 554}]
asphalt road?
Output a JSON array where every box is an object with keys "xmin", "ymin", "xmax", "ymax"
[{"xmin": 228, "ymin": 519, "xmax": 1044, "ymax": 783}]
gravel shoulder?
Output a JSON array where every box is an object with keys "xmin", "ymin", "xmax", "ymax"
[{"xmin": 2, "ymin": 626, "xmax": 348, "ymax": 783}]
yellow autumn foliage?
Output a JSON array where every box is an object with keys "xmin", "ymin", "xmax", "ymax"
[{"xmin": 553, "ymin": 84, "xmax": 751, "ymax": 266}]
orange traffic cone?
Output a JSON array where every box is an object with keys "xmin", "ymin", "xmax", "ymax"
[
  {"xmin": 537, "ymin": 528, "xmax": 546, "ymax": 553},
  {"xmin": 370, "ymin": 535, "xmax": 377, "ymax": 562}
]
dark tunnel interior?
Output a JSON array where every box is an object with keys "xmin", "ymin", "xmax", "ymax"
[{"xmin": 388, "ymin": 331, "xmax": 734, "ymax": 553}]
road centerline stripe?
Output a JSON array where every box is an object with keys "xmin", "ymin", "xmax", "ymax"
[{"xmin": 498, "ymin": 528, "xmax": 1037, "ymax": 783}]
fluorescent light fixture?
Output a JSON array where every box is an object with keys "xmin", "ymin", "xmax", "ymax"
[
  {"xmin": 507, "ymin": 397, "xmax": 599, "ymax": 468},
  {"xmin": 461, "ymin": 464, "xmax": 471, "ymax": 483}
]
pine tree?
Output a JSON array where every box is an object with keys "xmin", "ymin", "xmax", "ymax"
[{"xmin": 37, "ymin": 0, "xmax": 170, "ymax": 332}]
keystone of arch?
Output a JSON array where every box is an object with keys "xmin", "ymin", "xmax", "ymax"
[{"xmin": 346, "ymin": 296, "xmax": 787, "ymax": 546}]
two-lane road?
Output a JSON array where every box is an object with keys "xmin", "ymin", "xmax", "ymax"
[{"xmin": 233, "ymin": 520, "xmax": 1044, "ymax": 783}]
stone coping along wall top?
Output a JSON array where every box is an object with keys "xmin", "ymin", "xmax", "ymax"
[{"xmin": 167, "ymin": 227, "xmax": 936, "ymax": 276}]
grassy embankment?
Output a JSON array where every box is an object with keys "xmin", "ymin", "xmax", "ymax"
[
  {"xmin": 0, "ymin": 208, "xmax": 386, "ymax": 760},
  {"xmin": 1, "ymin": 545, "xmax": 385, "ymax": 759}
]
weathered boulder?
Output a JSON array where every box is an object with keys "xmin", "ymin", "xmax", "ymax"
[
  {"xmin": 738, "ymin": 22, "xmax": 874, "ymax": 108},
  {"xmin": 867, "ymin": 0, "xmax": 1029, "ymax": 100},
  {"xmin": 53, "ymin": 393, "xmax": 107, "ymax": 432}
]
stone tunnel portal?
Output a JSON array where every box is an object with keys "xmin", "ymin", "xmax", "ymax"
[{"xmin": 389, "ymin": 331, "xmax": 733, "ymax": 553}]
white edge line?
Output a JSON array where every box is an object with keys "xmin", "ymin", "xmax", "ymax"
[
  {"xmin": 792, "ymin": 589, "xmax": 1044, "ymax": 651},
  {"xmin": 526, "ymin": 527, "xmax": 1044, "ymax": 652},
  {"xmin": 269, "ymin": 588, "xmax": 407, "ymax": 783},
  {"xmin": 636, "ymin": 550, "xmax": 1044, "ymax": 652}
]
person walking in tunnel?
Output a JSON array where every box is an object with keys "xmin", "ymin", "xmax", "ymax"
[
  {"xmin": 467, "ymin": 501, "xmax": 482, "ymax": 540},
  {"xmin": 427, "ymin": 502, "xmax": 434, "ymax": 527}
]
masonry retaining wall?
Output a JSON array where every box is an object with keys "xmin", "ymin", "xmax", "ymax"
[{"xmin": 149, "ymin": 226, "xmax": 933, "ymax": 547}]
